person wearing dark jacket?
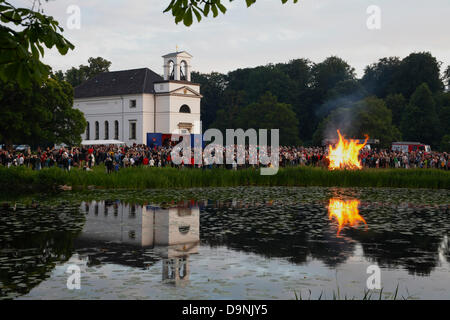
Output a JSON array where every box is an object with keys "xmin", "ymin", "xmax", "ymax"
[{"xmin": 105, "ymin": 156, "xmax": 114, "ymax": 174}]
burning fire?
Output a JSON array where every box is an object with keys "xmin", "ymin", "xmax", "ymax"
[
  {"xmin": 328, "ymin": 198, "xmax": 366, "ymax": 236},
  {"xmin": 328, "ymin": 130, "xmax": 368, "ymax": 170}
]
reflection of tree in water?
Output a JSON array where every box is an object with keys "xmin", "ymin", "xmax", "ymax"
[
  {"xmin": 350, "ymin": 229, "xmax": 442, "ymax": 276},
  {"xmin": 307, "ymin": 233, "xmax": 356, "ymax": 268},
  {"xmin": 0, "ymin": 205, "xmax": 84, "ymax": 299},
  {"xmin": 72, "ymin": 239, "xmax": 159, "ymax": 269},
  {"xmin": 200, "ymin": 202, "xmax": 356, "ymax": 267},
  {"xmin": 349, "ymin": 205, "xmax": 450, "ymax": 276},
  {"xmin": 200, "ymin": 201, "xmax": 450, "ymax": 274}
]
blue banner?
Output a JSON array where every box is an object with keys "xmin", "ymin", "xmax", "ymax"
[{"xmin": 147, "ymin": 133, "xmax": 162, "ymax": 147}]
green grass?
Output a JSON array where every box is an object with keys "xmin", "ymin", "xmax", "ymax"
[
  {"xmin": 293, "ymin": 284, "xmax": 409, "ymax": 300},
  {"xmin": 1, "ymin": 165, "xmax": 449, "ymax": 194}
]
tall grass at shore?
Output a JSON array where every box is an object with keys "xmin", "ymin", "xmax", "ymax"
[{"xmin": 0, "ymin": 165, "xmax": 449, "ymax": 193}]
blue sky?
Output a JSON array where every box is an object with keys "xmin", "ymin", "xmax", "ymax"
[{"xmin": 13, "ymin": 0, "xmax": 450, "ymax": 77}]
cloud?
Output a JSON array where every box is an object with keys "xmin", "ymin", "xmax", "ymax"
[{"xmin": 13, "ymin": 0, "xmax": 448, "ymax": 77}]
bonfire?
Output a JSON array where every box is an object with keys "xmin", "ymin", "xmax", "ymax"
[{"xmin": 328, "ymin": 130, "xmax": 368, "ymax": 170}]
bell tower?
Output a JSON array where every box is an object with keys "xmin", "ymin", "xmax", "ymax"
[
  {"xmin": 155, "ymin": 50, "xmax": 201, "ymax": 135},
  {"xmin": 162, "ymin": 51, "xmax": 193, "ymax": 82}
]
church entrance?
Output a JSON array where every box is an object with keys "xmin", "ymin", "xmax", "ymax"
[{"xmin": 178, "ymin": 122, "xmax": 193, "ymax": 134}]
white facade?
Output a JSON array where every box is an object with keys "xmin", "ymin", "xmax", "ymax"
[{"xmin": 73, "ymin": 51, "xmax": 202, "ymax": 146}]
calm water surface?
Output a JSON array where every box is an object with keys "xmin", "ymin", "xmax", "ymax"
[{"xmin": 0, "ymin": 187, "xmax": 449, "ymax": 300}]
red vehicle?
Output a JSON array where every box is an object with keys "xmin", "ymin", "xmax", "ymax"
[{"xmin": 391, "ymin": 142, "xmax": 431, "ymax": 153}]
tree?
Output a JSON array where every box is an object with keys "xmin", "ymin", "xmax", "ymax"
[
  {"xmin": 210, "ymin": 90, "xmax": 247, "ymax": 133},
  {"xmin": 52, "ymin": 70, "xmax": 65, "ymax": 82},
  {"xmin": 83, "ymin": 57, "xmax": 112, "ymax": 79},
  {"xmin": 385, "ymin": 93, "xmax": 407, "ymax": 127},
  {"xmin": 400, "ymin": 83, "xmax": 441, "ymax": 147},
  {"xmin": 223, "ymin": 61, "xmax": 312, "ymax": 141},
  {"xmin": 440, "ymin": 135, "xmax": 450, "ymax": 152},
  {"xmin": 164, "ymin": 0, "xmax": 299, "ymax": 26},
  {"xmin": 281, "ymin": 59, "xmax": 315, "ymax": 142},
  {"xmin": 191, "ymin": 71, "xmax": 227, "ymax": 130},
  {"xmin": 392, "ymin": 52, "xmax": 443, "ymax": 99},
  {"xmin": 444, "ymin": 66, "xmax": 450, "ymax": 89},
  {"xmin": 316, "ymin": 79, "xmax": 367, "ymax": 118},
  {"xmin": 435, "ymin": 91, "xmax": 450, "ymax": 110},
  {"xmin": 302, "ymin": 56, "xmax": 356, "ymax": 144},
  {"xmin": 197, "ymin": 52, "xmax": 448, "ymax": 147},
  {"xmin": 361, "ymin": 57, "xmax": 401, "ymax": 98},
  {"xmin": 311, "ymin": 56, "xmax": 356, "ymax": 101},
  {"xmin": 313, "ymin": 96, "xmax": 401, "ymax": 147},
  {"xmin": 236, "ymin": 92, "xmax": 301, "ymax": 145},
  {"xmin": 0, "ymin": 77, "xmax": 86, "ymax": 147},
  {"xmin": 226, "ymin": 64, "xmax": 296, "ymax": 106},
  {"xmin": 437, "ymin": 105, "xmax": 450, "ymax": 138},
  {"xmin": 64, "ymin": 67, "xmax": 87, "ymax": 87},
  {"xmin": 56, "ymin": 57, "xmax": 112, "ymax": 87},
  {"xmin": 0, "ymin": 0, "xmax": 74, "ymax": 88}
]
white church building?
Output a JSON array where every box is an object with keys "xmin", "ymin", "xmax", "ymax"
[{"xmin": 74, "ymin": 51, "xmax": 202, "ymax": 146}]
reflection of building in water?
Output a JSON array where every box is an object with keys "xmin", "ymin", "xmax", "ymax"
[
  {"xmin": 162, "ymin": 256, "xmax": 189, "ymax": 286},
  {"xmin": 79, "ymin": 201, "xmax": 199, "ymax": 286}
]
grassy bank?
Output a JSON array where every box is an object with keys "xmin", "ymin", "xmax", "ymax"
[{"xmin": 1, "ymin": 165, "xmax": 449, "ymax": 193}]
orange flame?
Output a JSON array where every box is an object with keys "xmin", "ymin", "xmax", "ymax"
[
  {"xmin": 328, "ymin": 130, "xmax": 368, "ymax": 170},
  {"xmin": 328, "ymin": 198, "xmax": 366, "ymax": 236}
]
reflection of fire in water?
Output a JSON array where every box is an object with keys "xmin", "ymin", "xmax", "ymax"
[
  {"xmin": 328, "ymin": 199, "xmax": 367, "ymax": 235},
  {"xmin": 328, "ymin": 130, "xmax": 368, "ymax": 170}
]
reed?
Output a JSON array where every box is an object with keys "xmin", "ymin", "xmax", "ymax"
[
  {"xmin": 0, "ymin": 165, "xmax": 449, "ymax": 193},
  {"xmin": 294, "ymin": 284, "xmax": 405, "ymax": 300}
]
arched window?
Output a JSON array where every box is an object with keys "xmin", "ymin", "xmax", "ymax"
[
  {"xmin": 168, "ymin": 60, "xmax": 175, "ymax": 80},
  {"xmin": 114, "ymin": 121, "xmax": 119, "ymax": 140},
  {"xmin": 180, "ymin": 60, "xmax": 187, "ymax": 81},
  {"xmin": 179, "ymin": 104, "xmax": 191, "ymax": 113},
  {"xmin": 104, "ymin": 121, "xmax": 109, "ymax": 140},
  {"xmin": 95, "ymin": 121, "xmax": 99, "ymax": 140},
  {"xmin": 86, "ymin": 122, "xmax": 90, "ymax": 140}
]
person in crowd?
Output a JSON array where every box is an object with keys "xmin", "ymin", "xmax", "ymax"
[{"xmin": 105, "ymin": 156, "xmax": 114, "ymax": 174}]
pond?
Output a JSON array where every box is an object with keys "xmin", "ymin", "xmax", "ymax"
[{"xmin": 0, "ymin": 187, "xmax": 449, "ymax": 300}]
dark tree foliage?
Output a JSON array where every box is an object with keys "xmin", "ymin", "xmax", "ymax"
[
  {"xmin": 191, "ymin": 71, "xmax": 227, "ymax": 130},
  {"xmin": 203, "ymin": 56, "xmax": 358, "ymax": 145},
  {"xmin": 444, "ymin": 66, "xmax": 450, "ymax": 89},
  {"xmin": 441, "ymin": 135, "xmax": 450, "ymax": 152},
  {"xmin": 197, "ymin": 52, "xmax": 449, "ymax": 149},
  {"xmin": 435, "ymin": 92, "xmax": 450, "ymax": 144},
  {"xmin": 212, "ymin": 92, "xmax": 300, "ymax": 146},
  {"xmin": 55, "ymin": 57, "xmax": 112, "ymax": 87},
  {"xmin": 439, "ymin": 105, "xmax": 450, "ymax": 135},
  {"xmin": 164, "ymin": 0, "xmax": 299, "ymax": 26},
  {"xmin": 401, "ymin": 83, "xmax": 441, "ymax": 147},
  {"xmin": 210, "ymin": 90, "xmax": 247, "ymax": 133},
  {"xmin": 0, "ymin": 0, "xmax": 74, "ymax": 88},
  {"xmin": 362, "ymin": 52, "xmax": 443, "ymax": 100},
  {"xmin": 0, "ymin": 78, "xmax": 86, "ymax": 147},
  {"xmin": 313, "ymin": 96, "xmax": 401, "ymax": 148},
  {"xmin": 362, "ymin": 57, "xmax": 401, "ymax": 98},
  {"xmin": 310, "ymin": 56, "xmax": 356, "ymax": 101},
  {"xmin": 391, "ymin": 52, "xmax": 443, "ymax": 99},
  {"xmin": 316, "ymin": 79, "xmax": 367, "ymax": 119},
  {"xmin": 385, "ymin": 93, "xmax": 407, "ymax": 128}
]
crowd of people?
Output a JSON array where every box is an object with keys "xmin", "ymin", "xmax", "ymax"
[{"xmin": 0, "ymin": 143, "xmax": 449, "ymax": 171}]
